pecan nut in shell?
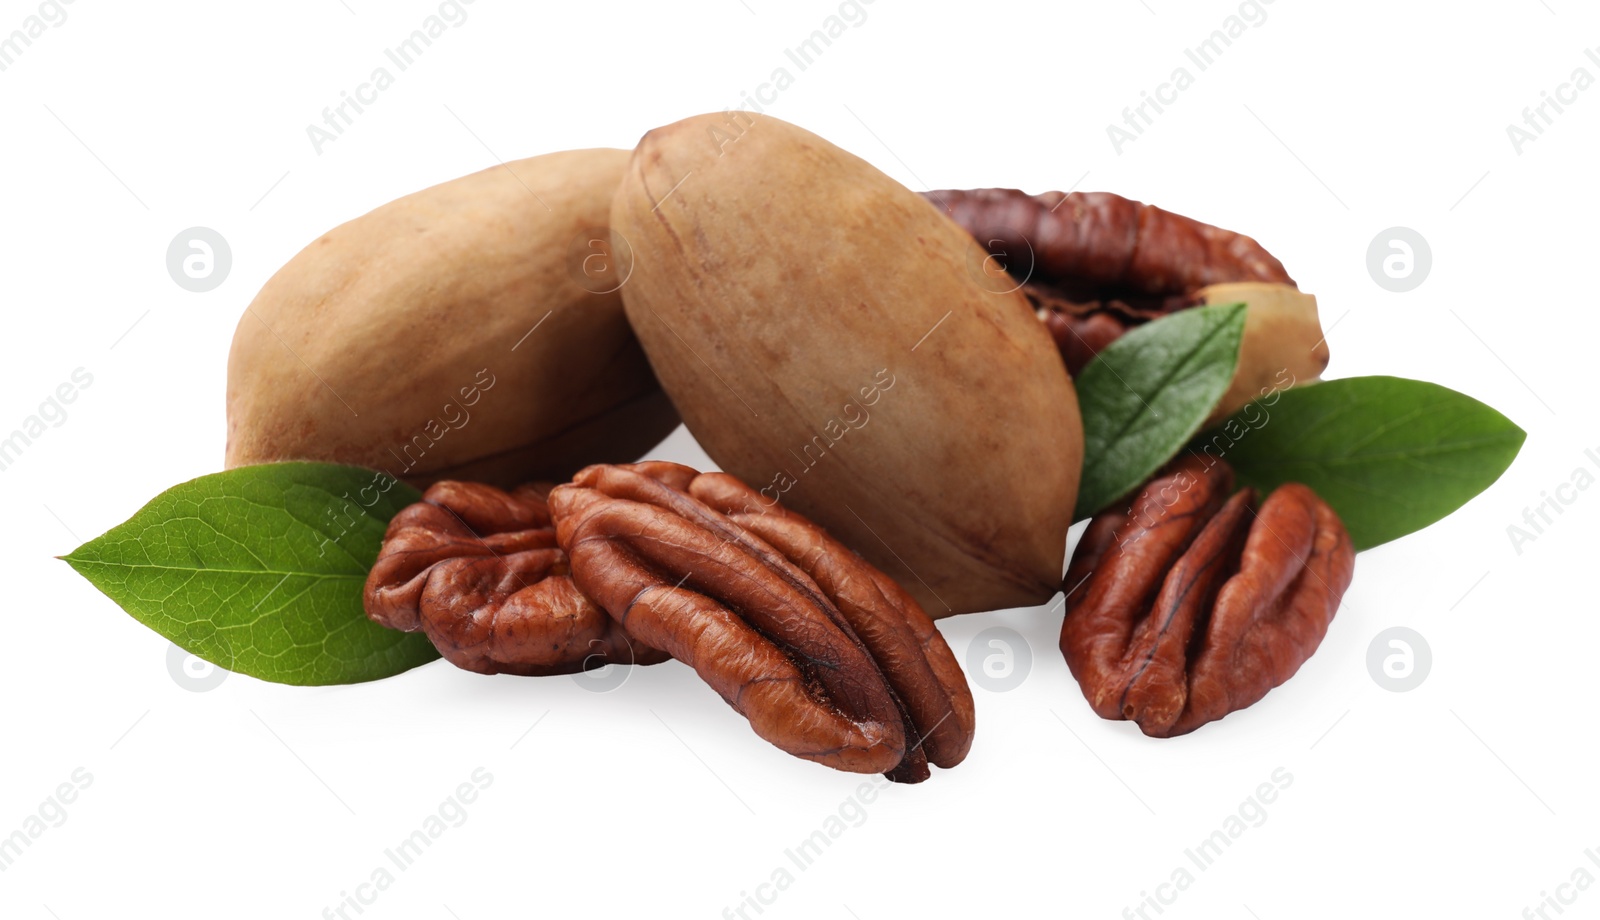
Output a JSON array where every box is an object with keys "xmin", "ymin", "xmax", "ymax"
[
  {"xmin": 1059, "ymin": 455, "xmax": 1354, "ymax": 737},
  {"xmin": 927, "ymin": 187, "xmax": 1294, "ymax": 373},
  {"xmin": 548, "ymin": 462, "xmax": 975, "ymax": 783},
  {"xmin": 365, "ymin": 480, "xmax": 667, "ymax": 676}
]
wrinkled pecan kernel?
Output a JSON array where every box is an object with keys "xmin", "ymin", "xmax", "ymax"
[
  {"xmin": 549, "ymin": 462, "xmax": 975, "ymax": 783},
  {"xmin": 364, "ymin": 480, "xmax": 667, "ymax": 676},
  {"xmin": 927, "ymin": 187, "xmax": 1294, "ymax": 373},
  {"xmin": 1059, "ymin": 455, "xmax": 1353, "ymax": 737}
]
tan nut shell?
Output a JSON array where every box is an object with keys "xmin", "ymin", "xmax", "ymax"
[
  {"xmin": 226, "ymin": 148, "xmax": 678, "ymax": 487},
  {"xmin": 1197, "ymin": 282, "xmax": 1329, "ymax": 425},
  {"xmin": 611, "ymin": 113, "xmax": 1083, "ymax": 617}
]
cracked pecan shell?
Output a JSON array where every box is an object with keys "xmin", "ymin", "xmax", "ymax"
[
  {"xmin": 1059, "ymin": 455, "xmax": 1353, "ymax": 737},
  {"xmin": 927, "ymin": 187, "xmax": 1294, "ymax": 373},
  {"xmin": 364, "ymin": 480, "xmax": 667, "ymax": 676},
  {"xmin": 548, "ymin": 462, "xmax": 975, "ymax": 783}
]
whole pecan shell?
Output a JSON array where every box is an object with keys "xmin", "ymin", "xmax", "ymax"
[
  {"xmin": 1059, "ymin": 455, "xmax": 1353, "ymax": 737},
  {"xmin": 548, "ymin": 461, "xmax": 975, "ymax": 783},
  {"xmin": 926, "ymin": 188, "xmax": 1294, "ymax": 373},
  {"xmin": 364, "ymin": 480, "xmax": 667, "ymax": 676}
]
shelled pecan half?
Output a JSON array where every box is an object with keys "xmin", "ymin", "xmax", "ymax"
[
  {"xmin": 549, "ymin": 461, "xmax": 975, "ymax": 783},
  {"xmin": 364, "ymin": 480, "xmax": 667, "ymax": 676},
  {"xmin": 1059, "ymin": 455, "xmax": 1354, "ymax": 737},
  {"xmin": 926, "ymin": 187, "xmax": 1296, "ymax": 373}
]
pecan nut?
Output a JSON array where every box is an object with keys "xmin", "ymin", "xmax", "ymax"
[
  {"xmin": 548, "ymin": 462, "xmax": 975, "ymax": 783},
  {"xmin": 365, "ymin": 480, "xmax": 667, "ymax": 676},
  {"xmin": 1059, "ymin": 455, "xmax": 1354, "ymax": 737},
  {"xmin": 927, "ymin": 188, "xmax": 1294, "ymax": 373}
]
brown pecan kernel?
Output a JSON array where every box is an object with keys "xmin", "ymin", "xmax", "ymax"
[
  {"xmin": 1059, "ymin": 455, "xmax": 1354, "ymax": 737},
  {"xmin": 364, "ymin": 480, "xmax": 666, "ymax": 676},
  {"xmin": 927, "ymin": 187, "xmax": 1294, "ymax": 373},
  {"xmin": 548, "ymin": 462, "xmax": 975, "ymax": 783}
]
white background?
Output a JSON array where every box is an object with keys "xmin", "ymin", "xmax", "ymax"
[{"xmin": 2, "ymin": 1, "xmax": 1597, "ymax": 918}]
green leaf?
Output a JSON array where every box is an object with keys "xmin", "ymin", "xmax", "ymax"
[
  {"xmin": 1195, "ymin": 376, "xmax": 1526, "ymax": 550},
  {"xmin": 1073, "ymin": 302, "xmax": 1247, "ymax": 519},
  {"xmin": 64, "ymin": 463, "xmax": 438, "ymax": 685}
]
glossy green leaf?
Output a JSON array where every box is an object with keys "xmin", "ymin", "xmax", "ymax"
[
  {"xmin": 1195, "ymin": 376, "xmax": 1526, "ymax": 549},
  {"xmin": 64, "ymin": 463, "xmax": 436, "ymax": 685},
  {"xmin": 1073, "ymin": 302, "xmax": 1247, "ymax": 519}
]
